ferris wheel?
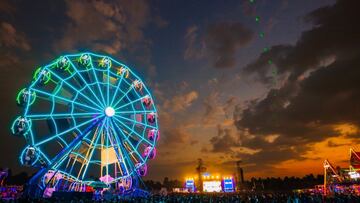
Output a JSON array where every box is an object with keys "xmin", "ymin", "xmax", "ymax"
[{"xmin": 11, "ymin": 52, "xmax": 159, "ymax": 193}]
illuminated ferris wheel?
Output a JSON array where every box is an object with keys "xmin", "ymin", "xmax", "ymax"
[{"xmin": 11, "ymin": 52, "xmax": 159, "ymax": 193}]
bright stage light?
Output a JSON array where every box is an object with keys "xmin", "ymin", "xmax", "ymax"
[{"xmin": 203, "ymin": 180, "xmax": 222, "ymax": 192}]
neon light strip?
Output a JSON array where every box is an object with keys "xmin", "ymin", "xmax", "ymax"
[
  {"xmin": 110, "ymin": 71, "xmax": 125, "ymax": 107},
  {"xmin": 44, "ymin": 67, "xmax": 103, "ymax": 110},
  {"xmin": 113, "ymin": 116, "xmax": 152, "ymax": 146},
  {"xmin": 110, "ymin": 120, "xmax": 145, "ymax": 163},
  {"xmin": 67, "ymin": 57, "xmax": 106, "ymax": 108},
  {"xmin": 108, "ymin": 120, "xmax": 131, "ymax": 176},
  {"xmin": 87, "ymin": 57, "xmax": 107, "ymax": 107},
  {"xmin": 35, "ymin": 115, "xmax": 101, "ymax": 147},
  {"xmin": 114, "ymin": 95, "xmax": 148, "ymax": 111},
  {"xmin": 81, "ymin": 120, "xmax": 105, "ymax": 179},
  {"xmin": 66, "ymin": 61, "xmax": 105, "ymax": 109},
  {"xmin": 27, "ymin": 112, "xmax": 99, "ymax": 119},
  {"xmin": 107, "ymin": 63, "xmax": 110, "ymax": 106},
  {"xmin": 115, "ymin": 114, "xmax": 156, "ymax": 129},
  {"xmin": 112, "ymin": 84, "xmax": 134, "ymax": 110},
  {"xmin": 116, "ymin": 110, "xmax": 154, "ymax": 114},
  {"xmin": 31, "ymin": 88, "xmax": 100, "ymax": 112},
  {"xmin": 76, "ymin": 123, "xmax": 101, "ymax": 179}
]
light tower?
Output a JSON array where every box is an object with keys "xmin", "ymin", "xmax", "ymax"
[
  {"xmin": 196, "ymin": 158, "xmax": 206, "ymax": 192},
  {"xmin": 236, "ymin": 160, "xmax": 244, "ymax": 191}
]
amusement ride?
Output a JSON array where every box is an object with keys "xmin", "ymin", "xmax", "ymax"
[{"xmin": 11, "ymin": 52, "xmax": 159, "ymax": 197}]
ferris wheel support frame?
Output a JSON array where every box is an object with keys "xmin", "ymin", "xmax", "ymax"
[{"xmin": 24, "ymin": 117, "xmax": 103, "ymax": 198}]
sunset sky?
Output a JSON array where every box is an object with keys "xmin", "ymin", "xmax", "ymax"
[{"xmin": 1, "ymin": 0, "xmax": 360, "ymax": 181}]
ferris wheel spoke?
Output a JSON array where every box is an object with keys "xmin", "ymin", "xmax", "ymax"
[
  {"xmin": 110, "ymin": 74, "xmax": 125, "ymax": 107},
  {"xmin": 26, "ymin": 112, "xmax": 100, "ymax": 120},
  {"xmin": 35, "ymin": 115, "xmax": 102, "ymax": 147},
  {"xmin": 112, "ymin": 85, "xmax": 134, "ymax": 110},
  {"xmin": 52, "ymin": 147, "xmax": 79, "ymax": 170},
  {"xmin": 44, "ymin": 67, "xmax": 103, "ymax": 110},
  {"xmin": 114, "ymin": 95, "xmax": 148, "ymax": 111},
  {"xmin": 105, "ymin": 119, "xmax": 133, "ymax": 175},
  {"xmin": 77, "ymin": 121, "xmax": 103, "ymax": 180},
  {"xmin": 107, "ymin": 66, "xmax": 110, "ymax": 106},
  {"xmin": 112, "ymin": 116, "xmax": 153, "ymax": 146},
  {"xmin": 67, "ymin": 59, "xmax": 106, "ymax": 108},
  {"xmin": 80, "ymin": 120, "xmax": 105, "ymax": 180},
  {"xmin": 108, "ymin": 120, "xmax": 132, "ymax": 176},
  {"xmin": 110, "ymin": 140, "xmax": 137, "ymax": 177},
  {"xmin": 38, "ymin": 149, "xmax": 51, "ymax": 165},
  {"xmin": 110, "ymin": 119, "xmax": 145, "ymax": 163},
  {"xmin": 117, "ymin": 110, "xmax": 154, "ymax": 114},
  {"xmin": 114, "ymin": 114, "xmax": 156, "ymax": 130},
  {"xmin": 88, "ymin": 60, "xmax": 107, "ymax": 107},
  {"xmin": 31, "ymin": 88, "xmax": 100, "ymax": 112}
]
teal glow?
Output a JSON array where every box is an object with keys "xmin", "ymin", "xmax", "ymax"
[{"xmin": 13, "ymin": 52, "xmax": 159, "ymax": 191}]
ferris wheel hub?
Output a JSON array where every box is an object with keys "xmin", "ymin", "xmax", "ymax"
[{"xmin": 105, "ymin": 107, "xmax": 115, "ymax": 117}]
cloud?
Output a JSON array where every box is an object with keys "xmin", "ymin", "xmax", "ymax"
[
  {"xmin": 233, "ymin": 0, "xmax": 360, "ymax": 171},
  {"xmin": 162, "ymin": 126, "xmax": 191, "ymax": 146},
  {"xmin": 157, "ymin": 89, "xmax": 200, "ymax": 150},
  {"xmin": 202, "ymin": 92, "xmax": 222, "ymax": 125},
  {"xmin": 184, "ymin": 25, "xmax": 206, "ymax": 60},
  {"xmin": 0, "ymin": 22, "xmax": 30, "ymax": 51},
  {"xmin": 184, "ymin": 22, "xmax": 254, "ymax": 68},
  {"xmin": 327, "ymin": 140, "xmax": 347, "ymax": 148},
  {"xmin": 202, "ymin": 93, "xmax": 237, "ymax": 125},
  {"xmin": 210, "ymin": 125, "xmax": 240, "ymax": 153},
  {"xmin": 55, "ymin": 0, "xmax": 154, "ymax": 55},
  {"xmin": 53, "ymin": 0, "xmax": 163, "ymax": 78},
  {"xmin": 205, "ymin": 22, "xmax": 253, "ymax": 68},
  {"xmin": 243, "ymin": 0, "xmax": 359, "ymax": 83},
  {"xmin": 223, "ymin": 96, "xmax": 237, "ymax": 118},
  {"xmin": 163, "ymin": 91, "xmax": 199, "ymax": 112},
  {"xmin": 0, "ymin": 22, "xmax": 31, "ymax": 69}
]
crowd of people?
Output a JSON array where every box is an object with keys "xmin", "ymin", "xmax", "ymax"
[
  {"xmin": 0, "ymin": 186, "xmax": 22, "ymax": 200},
  {"xmin": 1, "ymin": 192, "xmax": 360, "ymax": 203}
]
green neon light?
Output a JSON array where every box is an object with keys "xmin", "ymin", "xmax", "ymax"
[
  {"xmin": 33, "ymin": 67, "xmax": 51, "ymax": 85},
  {"xmin": 16, "ymin": 88, "xmax": 36, "ymax": 106},
  {"xmin": 78, "ymin": 54, "xmax": 91, "ymax": 68},
  {"xmin": 56, "ymin": 56, "xmax": 71, "ymax": 71},
  {"xmin": 99, "ymin": 57, "xmax": 112, "ymax": 68}
]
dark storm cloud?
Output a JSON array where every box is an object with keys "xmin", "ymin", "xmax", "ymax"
[
  {"xmin": 233, "ymin": 0, "xmax": 360, "ymax": 169},
  {"xmin": 184, "ymin": 22, "xmax": 254, "ymax": 69},
  {"xmin": 210, "ymin": 125, "xmax": 239, "ymax": 153},
  {"xmin": 244, "ymin": 0, "xmax": 360, "ymax": 82},
  {"xmin": 56, "ymin": 0, "xmax": 150, "ymax": 54},
  {"xmin": 54, "ymin": 0, "xmax": 160, "ymax": 77},
  {"xmin": 205, "ymin": 22, "xmax": 254, "ymax": 68}
]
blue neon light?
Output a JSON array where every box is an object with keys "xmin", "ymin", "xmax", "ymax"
[{"xmin": 11, "ymin": 52, "xmax": 160, "ymax": 192}]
